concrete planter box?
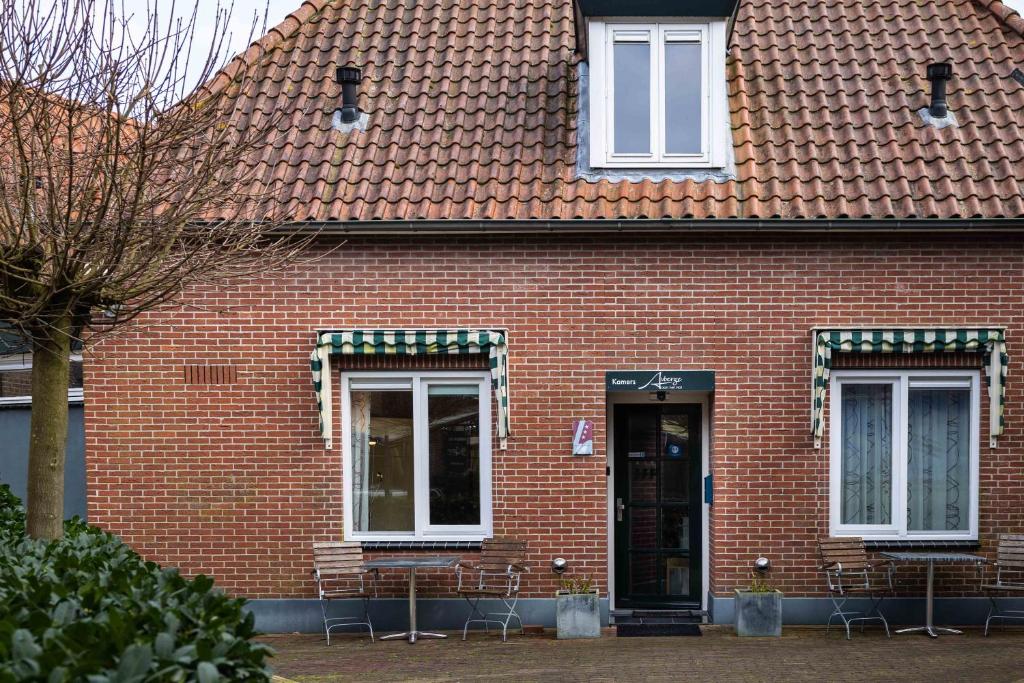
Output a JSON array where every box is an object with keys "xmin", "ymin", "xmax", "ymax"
[
  {"xmin": 555, "ymin": 591, "xmax": 601, "ymax": 639},
  {"xmin": 734, "ymin": 589, "xmax": 783, "ymax": 637}
]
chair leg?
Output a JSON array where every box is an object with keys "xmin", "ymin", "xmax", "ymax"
[
  {"xmin": 363, "ymin": 597, "xmax": 375, "ymax": 643},
  {"xmin": 498, "ymin": 594, "xmax": 521, "ymax": 642},
  {"xmin": 462, "ymin": 595, "xmax": 488, "ymax": 640},
  {"xmin": 320, "ymin": 598, "xmax": 331, "ymax": 646}
]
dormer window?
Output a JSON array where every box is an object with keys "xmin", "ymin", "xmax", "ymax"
[{"xmin": 588, "ymin": 19, "xmax": 729, "ymax": 169}]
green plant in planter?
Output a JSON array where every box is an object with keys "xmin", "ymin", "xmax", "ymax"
[
  {"xmin": 747, "ymin": 572, "xmax": 776, "ymax": 593},
  {"xmin": 0, "ymin": 484, "xmax": 272, "ymax": 681},
  {"xmin": 555, "ymin": 575, "xmax": 601, "ymax": 639},
  {"xmin": 559, "ymin": 575, "xmax": 596, "ymax": 594}
]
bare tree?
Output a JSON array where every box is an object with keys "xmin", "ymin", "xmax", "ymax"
[{"xmin": 0, "ymin": 0, "xmax": 310, "ymax": 539}]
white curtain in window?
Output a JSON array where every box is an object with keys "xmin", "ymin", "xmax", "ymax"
[
  {"xmin": 351, "ymin": 391, "xmax": 371, "ymax": 532},
  {"xmin": 907, "ymin": 389, "xmax": 971, "ymax": 531},
  {"xmin": 841, "ymin": 384, "xmax": 893, "ymax": 525}
]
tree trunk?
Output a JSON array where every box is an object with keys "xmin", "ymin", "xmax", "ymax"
[{"xmin": 25, "ymin": 317, "xmax": 72, "ymax": 540}]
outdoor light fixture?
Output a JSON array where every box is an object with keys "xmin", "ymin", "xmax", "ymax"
[
  {"xmin": 551, "ymin": 557, "xmax": 568, "ymax": 574},
  {"xmin": 754, "ymin": 556, "xmax": 771, "ymax": 574}
]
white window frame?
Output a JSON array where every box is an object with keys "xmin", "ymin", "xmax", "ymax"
[
  {"xmin": 829, "ymin": 369, "xmax": 981, "ymax": 541},
  {"xmin": 0, "ymin": 354, "xmax": 84, "ymax": 406},
  {"xmin": 341, "ymin": 370, "xmax": 493, "ymax": 542},
  {"xmin": 588, "ymin": 18, "xmax": 728, "ymax": 168}
]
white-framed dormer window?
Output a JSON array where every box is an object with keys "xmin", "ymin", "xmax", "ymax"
[
  {"xmin": 829, "ymin": 370, "xmax": 980, "ymax": 541},
  {"xmin": 0, "ymin": 354, "xmax": 84, "ymax": 406},
  {"xmin": 341, "ymin": 370, "xmax": 492, "ymax": 541},
  {"xmin": 588, "ymin": 18, "xmax": 728, "ymax": 168}
]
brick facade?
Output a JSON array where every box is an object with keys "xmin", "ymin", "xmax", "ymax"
[{"xmin": 85, "ymin": 233, "xmax": 1024, "ymax": 602}]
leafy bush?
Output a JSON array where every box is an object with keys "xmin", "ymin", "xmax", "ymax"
[{"xmin": 0, "ymin": 484, "xmax": 271, "ymax": 682}]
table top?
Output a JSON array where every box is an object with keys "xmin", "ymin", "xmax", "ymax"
[
  {"xmin": 364, "ymin": 555, "xmax": 460, "ymax": 569},
  {"xmin": 881, "ymin": 551, "xmax": 985, "ymax": 563}
]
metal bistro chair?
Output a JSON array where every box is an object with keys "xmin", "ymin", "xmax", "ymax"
[
  {"xmin": 312, "ymin": 541, "xmax": 379, "ymax": 644},
  {"xmin": 818, "ymin": 536, "xmax": 894, "ymax": 639},
  {"xmin": 456, "ymin": 537, "xmax": 528, "ymax": 641},
  {"xmin": 982, "ymin": 534, "xmax": 1024, "ymax": 636}
]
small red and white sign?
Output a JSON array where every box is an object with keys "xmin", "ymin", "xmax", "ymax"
[{"xmin": 572, "ymin": 419, "xmax": 594, "ymax": 456}]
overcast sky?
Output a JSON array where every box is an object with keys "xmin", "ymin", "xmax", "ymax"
[{"xmin": 125, "ymin": 0, "xmax": 298, "ymax": 91}]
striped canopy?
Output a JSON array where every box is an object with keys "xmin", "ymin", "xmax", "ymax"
[
  {"xmin": 310, "ymin": 329, "xmax": 509, "ymax": 449},
  {"xmin": 812, "ymin": 328, "xmax": 1007, "ymax": 448}
]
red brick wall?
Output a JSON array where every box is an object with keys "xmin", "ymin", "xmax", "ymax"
[{"xmin": 84, "ymin": 233, "xmax": 1024, "ymax": 600}]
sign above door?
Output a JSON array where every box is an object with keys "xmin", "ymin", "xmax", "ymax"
[{"xmin": 605, "ymin": 370, "xmax": 715, "ymax": 392}]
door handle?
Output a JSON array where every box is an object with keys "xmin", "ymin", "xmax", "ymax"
[{"xmin": 616, "ymin": 497, "xmax": 625, "ymax": 522}]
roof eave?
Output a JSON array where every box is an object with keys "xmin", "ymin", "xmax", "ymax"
[{"xmin": 276, "ymin": 218, "xmax": 1024, "ymax": 235}]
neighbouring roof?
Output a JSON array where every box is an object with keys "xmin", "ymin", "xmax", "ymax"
[{"xmin": 220, "ymin": 0, "xmax": 1024, "ymax": 222}]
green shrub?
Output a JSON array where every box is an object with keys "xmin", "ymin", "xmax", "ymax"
[{"xmin": 0, "ymin": 484, "xmax": 271, "ymax": 682}]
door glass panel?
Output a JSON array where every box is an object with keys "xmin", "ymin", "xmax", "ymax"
[
  {"xmin": 427, "ymin": 384, "xmax": 480, "ymax": 526},
  {"xmin": 629, "ymin": 507, "xmax": 657, "ymax": 549},
  {"xmin": 629, "ymin": 460, "xmax": 658, "ymax": 503},
  {"xmin": 350, "ymin": 390, "xmax": 414, "ymax": 532},
  {"xmin": 840, "ymin": 383, "xmax": 893, "ymax": 525},
  {"xmin": 661, "ymin": 556, "xmax": 690, "ymax": 595},
  {"xmin": 629, "ymin": 552, "xmax": 658, "ymax": 594},
  {"xmin": 661, "ymin": 508, "xmax": 689, "ymax": 550},
  {"xmin": 661, "ymin": 460, "xmax": 689, "ymax": 502},
  {"xmin": 613, "ymin": 41, "xmax": 651, "ymax": 154},
  {"xmin": 661, "ymin": 413, "xmax": 689, "ymax": 456},
  {"xmin": 907, "ymin": 387, "xmax": 971, "ymax": 532},
  {"xmin": 664, "ymin": 41, "xmax": 702, "ymax": 154},
  {"xmin": 626, "ymin": 410, "xmax": 657, "ymax": 459}
]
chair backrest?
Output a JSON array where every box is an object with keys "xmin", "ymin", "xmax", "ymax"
[
  {"xmin": 996, "ymin": 534, "xmax": 1024, "ymax": 569},
  {"xmin": 479, "ymin": 537, "xmax": 527, "ymax": 573},
  {"xmin": 818, "ymin": 536, "xmax": 871, "ymax": 572},
  {"xmin": 313, "ymin": 541, "xmax": 365, "ymax": 577}
]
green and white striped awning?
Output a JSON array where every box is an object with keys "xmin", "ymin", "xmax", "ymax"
[
  {"xmin": 310, "ymin": 329, "xmax": 509, "ymax": 449},
  {"xmin": 812, "ymin": 328, "xmax": 1007, "ymax": 449}
]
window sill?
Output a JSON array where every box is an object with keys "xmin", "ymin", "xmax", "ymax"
[
  {"xmin": 864, "ymin": 539, "xmax": 980, "ymax": 551},
  {"xmin": 359, "ymin": 540, "xmax": 483, "ymax": 551}
]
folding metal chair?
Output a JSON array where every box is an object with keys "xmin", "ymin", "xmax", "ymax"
[
  {"xmin": 818, "ymin": 536, "xmax": 893, "ymax": 639},
  {"xmin": 456, "ymin": 537, "xmax": 528, "ymax": 641},
  {"xmin": 982, "ymin": 534, "xmax": 1024, "ymax": 636},
  {"xmin": 312, "ymin": 541, "xmax": 379, "ymax": 644}
]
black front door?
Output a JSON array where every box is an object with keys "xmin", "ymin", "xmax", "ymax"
[{"xmin": 614, "ymin": 403, "xmax": 702, "ymax": 608}]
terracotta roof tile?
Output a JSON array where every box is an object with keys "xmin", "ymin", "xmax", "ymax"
[{"xmin": 217, "ymin": 0, "xmax": 1024, "ymax": 222}]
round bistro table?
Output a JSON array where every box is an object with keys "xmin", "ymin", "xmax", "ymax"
[
  {"xmin": 881, "ymin": 551, "xmax": 985, "ymax": 638},
  {"xmin": 363, "ymin": 555, "xmax": 461, "ymax": 643}
]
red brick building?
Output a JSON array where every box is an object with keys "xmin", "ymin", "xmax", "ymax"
[{"xmin": 86, "ymin": 0, "xmax": 1024, "ymax": 630}]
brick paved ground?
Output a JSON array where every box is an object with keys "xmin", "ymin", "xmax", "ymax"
[{"xmin": 263, "ymin": 626, "xmax": 1024, "ymax": 682}]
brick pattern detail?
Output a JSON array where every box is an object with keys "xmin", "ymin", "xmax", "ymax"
[
  {"xmin": 182, "ymin": 364, "xmax": 239, "ymax": 385},
  {"xmin": 85, "ymin": 235, "xmax": 1024, "ymax": 603},
  {"xmin": 832, "ymin": 351, "xmax": 984, "ymax": 369}
]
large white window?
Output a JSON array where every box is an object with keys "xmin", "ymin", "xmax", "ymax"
[
  {"xmin": 0, "ymin": 355, "xmax": 84, "ymax": 406},
  {"xmin": 341, "ymin": 371, "xmax": 492, "ymax": 541},
  {"xmin": 588, "ymin": 19, "xmax": 728, "ymax": 168},
  {"xmin": 829, "ymin": 370, "xmax": 980, "ymax": 541}
]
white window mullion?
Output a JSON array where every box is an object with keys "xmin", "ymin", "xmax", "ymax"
[
  {"xmin": 413, "ymin": 376, "xmax": 430, "ymax": 539},
  {"xmin": 894, "ymin": 375, "xmax": 909, "ymax": 539}
]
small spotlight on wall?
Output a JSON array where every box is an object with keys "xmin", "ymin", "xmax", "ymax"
[{"xmin": 551, "ymin": 557, "xmax": 568, "ymax": 575}]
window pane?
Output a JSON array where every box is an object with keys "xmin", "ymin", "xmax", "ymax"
[
  {"xmin": 350, "ymin": 390, "xmax": 414, "ymax": 532},
  {"xmin": 0, "ymin": 367, "xmax": 32, "ymax": 398},
  {"xmin": 428, "ymin": 384, "xmax": 480, "ymax": 526},
  {"xmin": 907, "ymin": 388, "xmax": 971, "ymax": 532},
  {"xmin": 664, "ymin": 41, "xmax": 702, "ymax": 154},
  {"xmin": 0, "ymin": 359, "xmax": 82, "ymax": 399},
  {"xmin": 840, "ymin": 384, "xmax": 893, "ymax": 525},
  {"xmin": 613, "ymin": 41, "xmax": 651, "ymax": 154}
]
